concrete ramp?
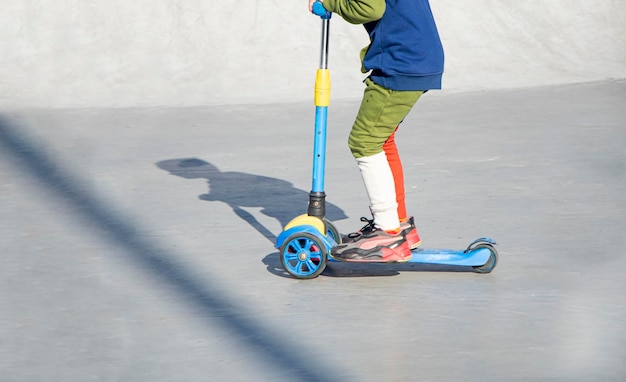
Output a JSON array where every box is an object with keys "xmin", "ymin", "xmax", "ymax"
[
  {"xmin": 434, "ymin": 0, "xmax": 626, "ymax": 90},
  {"xmin": 1, "ymin": 0, "xmax": 625, "ymax": 107}
]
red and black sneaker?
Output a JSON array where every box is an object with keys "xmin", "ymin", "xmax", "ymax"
[{"xmin": 331, "ymin": 227, "xmax": 412, "ymax": 263}]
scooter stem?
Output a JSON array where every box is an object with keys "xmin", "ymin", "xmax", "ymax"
[{"xmin": 308, "ymin": 10, "xmax": 331, "ymax": 218}]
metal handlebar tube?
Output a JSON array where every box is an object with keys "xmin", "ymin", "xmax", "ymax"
[
  {"xmin": 319, "ymin": 17, "xmax": 330, "ymax": 70},
  {"xmin": 308, "ymin": 8, "xmax": 331, "ymax": 218}
]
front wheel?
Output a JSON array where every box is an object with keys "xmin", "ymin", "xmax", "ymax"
[{"xmin": 279, "ymin": 232, "xmax": 328, "ymax": 279}]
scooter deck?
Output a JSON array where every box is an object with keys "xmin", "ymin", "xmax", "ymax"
[
  {"xmin": 407, "ymin": 246, "xmax": 491, "ymax": 267},
  {"xmin": 327, "ymin": 237, "xmax": 497, "ymax": 270},
  {"xmin": 327, "ymin": 247, "xmax": 490, "ymax": 266}
]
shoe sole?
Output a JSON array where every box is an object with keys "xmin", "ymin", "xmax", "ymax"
[
  {"xmin": 330, "ymin": 244, "xmax": 412, "ymax": 263},
  {"xmin": 330, "ymin": 255, "xmax": 413, "ymax": 263},
  {"xmin": 409, "ymin": 241, "xmax": 422, "ymax": 250}
]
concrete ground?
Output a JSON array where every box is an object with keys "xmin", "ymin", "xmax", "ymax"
[{"xmin": 1, "ymin": 79, "xmax": 625, "ymax": 381}]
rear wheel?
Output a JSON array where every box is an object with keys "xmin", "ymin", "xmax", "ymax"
[{"xmin": 471, "ymin": 244, "xmax": 498, "ymax": 274}]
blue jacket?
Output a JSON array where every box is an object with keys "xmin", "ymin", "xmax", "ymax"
[
  {"xmin": 365, "ymin": 0, "xmax": 444, "ymax": 90},
  {"xmin": 324, "ymin": 0, "xmax": 445, "ymax": 91}
]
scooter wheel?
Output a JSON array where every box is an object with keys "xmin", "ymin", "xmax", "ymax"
[
  {"xmin": 324, "ymin": 219, "xmax": 342, "ymax": 244},
  {"xmin": 471, "ymin": 243, "xmax": 498, "ymax": 274},
  {"xmin": 279, "ymin": 232, "xmax": 328, "ymax": 279}
]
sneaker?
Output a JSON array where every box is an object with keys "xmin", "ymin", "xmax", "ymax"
[
  {"xmin": 331, "ymin": 227, "xmax": 412, "ymax": 263},
  {"xmin": 341, "ymin": 216, "xmax": 376, "ymax": 244},
  {"xmin": 400, "ymin": 216, "xmax": 422, "ymax": 249},
  {"xmin": 343, "ymin": 216, "xmax": 422, "ymax": 249}
]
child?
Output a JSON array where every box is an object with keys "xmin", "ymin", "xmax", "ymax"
[{"xmin": 307, "ymin": 0, "xmax": 445, "ymax": 262}]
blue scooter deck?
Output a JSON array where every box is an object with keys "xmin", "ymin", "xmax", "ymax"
[
  {"xmin": 326, "ymin": 238, "xmax": 497, "ymax": 274},
  {"xmin": 407, "ymin": 246, "xmax": 491, "ymax": 267},
  {"xmin": 327, "ymin": 247, "xmax": 490, "ymax": 266}
]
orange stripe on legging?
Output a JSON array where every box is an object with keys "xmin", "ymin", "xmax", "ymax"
[{"xmin": 382, "ymin": 128, "xmax": 407, "ymax": 221}]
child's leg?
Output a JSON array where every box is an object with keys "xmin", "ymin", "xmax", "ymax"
[
  {"xmin": 354, "ymin": 151, "xmax": 398, "ymax": 230},
  {"xmin": 348, "ymin": 78, "xmax": 423, "ymax": 230},
  {"xmin": 382, "ymin": 128, "xmax": 407, "ymax": 222},
  {"xmin": 383, "ymin": 129, "xmax": 423, "ymax": 249}
]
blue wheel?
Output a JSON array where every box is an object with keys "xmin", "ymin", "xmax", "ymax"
[{"xmin": 279, "ymin": 232, "xmax": 327, "ymax": 279}]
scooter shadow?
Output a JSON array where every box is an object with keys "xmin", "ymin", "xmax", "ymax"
[
  {"xmin": 262, "ymin": 252, "xmax": 474, "ymax": 279},
  {"xmin": 156, "ymin": 157, "xmax": 348, "ymax": 244}
]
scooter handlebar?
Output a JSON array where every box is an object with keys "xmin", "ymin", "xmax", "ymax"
[{"xmin": 312, "ymin": 1, "xmax": 332, "ymax": 19}]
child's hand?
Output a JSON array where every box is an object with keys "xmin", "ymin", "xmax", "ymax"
[{"xmin": 308, "ymin": 0, "xmax": 323, "ymax": 13}]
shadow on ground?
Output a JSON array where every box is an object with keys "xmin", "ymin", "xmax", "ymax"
[{"xmin": 157, "ymin": 158, "xmax": 348, "ymax": 244}]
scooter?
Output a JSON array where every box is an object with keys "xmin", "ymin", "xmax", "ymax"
[{"xmin": 274, "ymin": 3, "xmax": 498, "ymax": 279}]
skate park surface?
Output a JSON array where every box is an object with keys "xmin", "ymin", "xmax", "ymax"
[{"xmin": 2, "ymin": 2, "xmax": 626, "ymax": 382}]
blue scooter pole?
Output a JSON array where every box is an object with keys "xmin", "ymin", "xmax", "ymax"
[{"xmin": 307, "ymin": 3, "xmax": 332, "ymax": 218}]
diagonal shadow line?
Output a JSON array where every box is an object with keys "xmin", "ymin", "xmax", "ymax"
[{"xmin": 0, "ymin": 116, "xmax": 351, "ymax": 382}]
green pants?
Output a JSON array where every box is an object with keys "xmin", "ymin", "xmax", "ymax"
[{"xmin": 349, "ymin": 78, "xmax": 424, "ymax": 158}]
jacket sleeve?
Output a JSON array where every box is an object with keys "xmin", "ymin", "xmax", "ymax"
[{"xmin": 322, "ymin": 0, "xmax": 386, "ymax": 24}]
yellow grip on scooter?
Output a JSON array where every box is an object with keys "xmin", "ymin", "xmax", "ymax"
[{"xmin": 314, "ymin": 69, "xmax": 331, "ymax": 107}]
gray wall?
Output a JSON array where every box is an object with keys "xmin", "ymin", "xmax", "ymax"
[{"xmin": 2, "ymin": 0, "xmax": 625, "ymax": 109}]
